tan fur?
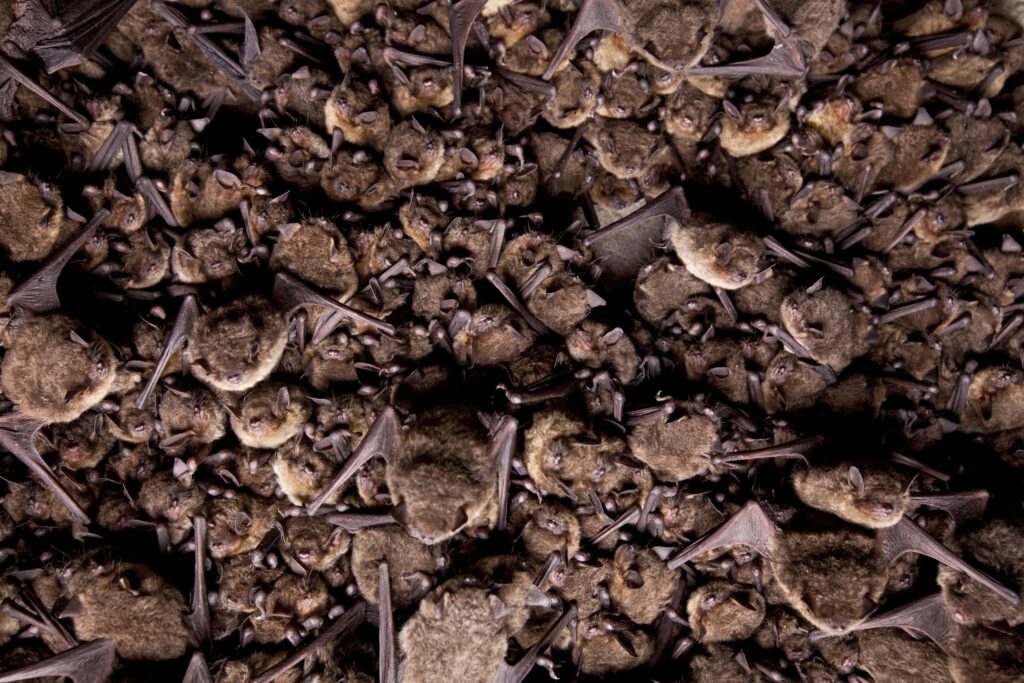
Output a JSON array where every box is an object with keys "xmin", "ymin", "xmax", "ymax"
[
  {"xmin": 273, "ymin": 442, "xmax": 336, "ymax": 505},
  {"xmin": 687, "ymin": 580, "xmax": 766, "ymax": 642},
  {"xmin": 2, "ymin": 314, "xmax": 117, "ymax": 423},
  {"xmin": 170, "ymin": 228, "xmax": 239, "ymax": 284},
  {"xmin": 399, "ymin": 585, "xmax": 509, "ymax": 683},
  {"xmin": 950, "ymin": 627, "xmax": 1024, "ymax": 683},
  {"xmin": 857, "ymin": 630, "xmax": 953, "ymax": 683},
  {"xmin": 628, "ymin": 409, "xmax": 719, "ymax": 482},
  {"xmin": 157, "ymin": 384, "xmax": 227, "ymax": 451},
  {"xmin": 0, "ymin": 175, "xmax": 65, "ymax": 262},
  {"xmin": 778, "ymin": 181, "xmax": 860, "ymax": 237},
  {"xmin": 350, "ymin": 526, "xmax": 441, "ymax": 608},
  {"xmin": 961, "ymin": 367, "xmax": 1024, "ymax": 433},
  {"xmin": 252, "ymin": 574, "xmax": 328, "ymax": 643},
  {"xmin": 542, "ymin": 63, "xmax": 600, "ymax": 129},
  {"xmin": 382, "ymin": 122, "xmax": 445, "ymax": 189},
  {"xmin": 792, "ymin": 462, "xmax": 908, "ymax": 528},
  {"xmin": 452, "ymin": 303, "xmax": 536, "ymax": 367},
  {"xmin": 280, "ymin": 516, "xmax": 350, "ymax": 573},
  {"xmin": 516, "ymin": 499, "xmax": 582, "ymax": 561},
  {"xmin": 670, "ymin": 218, "xmax": 764, "ymax": 290},
  {"xmin": 720, "ymin": 101, "xmax": 791, "ymax": 158},
  {"xmin": 780, "ymin": 286, "xmax": 857, "ymax": 371},
  {"xmin": 66, "ymin": 561, "xmax": 188, "ymax": 661},
  {"xmin": 576, "ymin": 614, "xmax": 655, "ymax": 675},
  {"xmin": 584, "ymin": 119, "xmax": 665, "ymax": 180},
  {"xmin": 566, "ymin": 319, "xmax": 640, "ymax": 382},
  {"xmin": 611, "ymin": 545, "xmax": 679, "ymax": 624},
  {"xmin": 938, "ymin": 517, "xmax": 1024, "ymax": 625},
  {"xmin": 188, "ymin": 295, "xmax": 288, "ymax": 392},
  {"xmin": 231, "ymin": 382, "xmax": 311, "ymax": 449}
]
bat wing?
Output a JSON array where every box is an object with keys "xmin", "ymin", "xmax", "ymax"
[
  {"xmin": 136, "ymin": 295, "xmax": 198, "ymax": 409},
  {"xmin": 582, "ymin": 187, "xmax": 690, "ymax": 247},
  {"xmin": 447, "ymin": 0, "xmax": 487, "ymax": 115},
  {"xmin": 33, "ymin": 0, "xmax": 139, "ymax": 73},
  {"xmin": 542, "ymin": 0, "xmax": 631, "ymax": 80},
  {"xmin": 879, "ymin": 517, "xmax": 1020, "ymax": 606},
  {"xmin": 0, "ymin": 639, "xmax": 116, "ymax": 683},
  {"xmin": 307, "ymin": 407, "xmax": 401, "ymax": 514},
  {"xmin": 184, "ymin": 516, "xmax": 211, "ymax": 648},
  {"xmin": 182, "ymin": 653, "xmax": 213, "ymax": 683},
  {"xmin": 490, "ymin": 416, "xmax": 519, "ymax": 532},
  {"xmin": 0, "ymin": 56, "xmax": 88, "ymax": 125},
  {"xmin": 496, "ymin": 604, "xmax": 578, "ymax": 683},
  {"xmin": 845, "ymin": 593, "xmax": 959, "ymax": 654},
  {"xmin": 0, "ymin": 416, "xmax": 91, "ymax": 525},
  {"xmin": 687, "ymin": 42, "xmax": 805, "ymax": 79},
  {"xmin": 667, "ymin": 500, "xmax": 779, "ymax": 570},
  {"xmin": 241, "ymin": 12, "xmax": 261, "ymax": 70},
  {"xmin": 909, "ymin": 490, "xmax": 989, "ymax": 525},
  {"xmin": 272, "ymin": 272, "xmax": 397, "ymax": 336},
  {"xmin": 252, "ymin": 603, "xmax": 366, "ymax": 683},
  {"xmin": 378, "ymin": 562, "xmax": 398, "ymax": 683},
  {"xmin": 8, "ymin": 210, "xmax": 109, "ymax": 314}
]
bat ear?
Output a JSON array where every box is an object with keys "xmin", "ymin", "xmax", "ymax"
[
  {"xmin": 391, "ymin": 501, "xmax": 411, "ymax": 526},
  {"xmin": 848, "ymin": 466, "xmax": 865, "ymax": 494}
]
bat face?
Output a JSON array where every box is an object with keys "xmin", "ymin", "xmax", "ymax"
[
  {"xmin": 156, "ymin": 384, "xmax": 227, "ymax": 452},
  {"xmin": 626, "ymin": 407, "xmax": 720, "ymax": 482},
  {"xmin": 515, "ymin": 499, "xmax": 582, "ymax": 561},
  {"xmin": 584, "ymin": 119, "xmax": 665, "ymax": 180},
  {"xmin": 791, "ymin": 463, "xmax": 910, "ymax": 529},
  {"xmin": 609, "ymin": 544, "xmax": 679, "ymax": 624},
  {"xmin": 575, "ymin": 614, "xmax": 655, "ymax": 675},
  {"xmin": 385, "ymin": 406, "xmax": 496, "ymax": 544},
  {"xmin": 686, "ymin": 579, "xmax": 767, "ymax": 643},
  {"xmin": 669, "ymin": 218, "xmax": 765, "ymax": 291},
  {"xmin": 280, "ymin": 515, "xmax": 350, "ymax": 574},
  {"xmin": 780, "ymin": 286, "xmax": 859, "ymax": 372},
  {"xmin": 188, "ymin": 295, "xmax": 289, "ymax": 393},
  {"xmin": 230, "ymin": 381, "xmax": 312, "ymax": 449},
  {"xmin": 204, "ymin": 493, "xmax": 278, "ymax": 559},
  {"xmin": 53, "ymin": 412, "xmax": 116, "ymax": 470},
  {"xmin": 1, "ymin": 314, "xmax": 118, "ymax": 424},
  {"xmin": 451, "ymin": 303, "xmax": 536, "ymax": 367}
]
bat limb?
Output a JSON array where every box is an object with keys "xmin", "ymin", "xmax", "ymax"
[
  {"xmin": 491, "ymin": 416, "xmax": 519, "ymax": 532},
  {"xmin": 136, "ymin": 295, "xmax": 198, "ymax": 410},
  {"xmin": 496, "ymin": 603, "xmax": 578, "ymax": 683},
  {"xmin": 542, "ymin": 0, "xmax": 630, "ymax": 80},
  {"xmin": 182, "ymin": 652, "xmax": 213, "ymax": 683},
  {"xmin": 581, "ymin": 187, "xmax": 689, "ymax": 247},
  {"xmin": 306, "ymin": 407, "xmax": 400, "ymax": 515},
  {"xmin": 273, "ymin": 272, "xmax": 397, "ymax": 337},
  {"xmin": 252, "ymin": 603, "xmax": 366, "ymax": 683},
  {"xmin": 687, "ymin": 42, "xmax": 805, "ymax": 79},
  {"xmin": 0, "ymin": 639, "xmax": 116, "ymax": 683},
  {"xmin": 8, "ymin": 209, "xmax": 110, "ymax": 314},
  {"xmin": 879, "ymin": 517, "xmax": 1020, "ymax": 606},
  {"xmin": 378, "ymin": 563, "xmax": 398, "ymax": 683},
  {"xmin": 184, "ymin": 516, "xmax": 211, "ymax": 648},
  {"xmin": 447, "ymin": 0, "xmax": 487, "ymax": 116},
  {"xmin": 909, "ymin": 490, "xmax": 989, "ymax": 525},
  {"xmin": 840, "ymin": 593, "xmax": 959, "ymax": 654},
  {"xmin": 667, "ymin": 500, "xmax": 778, "ymax": 570}
]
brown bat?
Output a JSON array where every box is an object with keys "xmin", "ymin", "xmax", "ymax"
[
  {"xmin": 306, "ymin": 406, "xmax": 401, "ymax": 514},
  {"xmin": 7, "ymin": 209, "xmax": 109, "ymax": 314},
  {"xmin": 32, "ymin": 0, "xmax": 140, "ymax": 73},
  {"xmin": 495, "ymin": 603, "xmax": 578, "ymax": 683},
  {"xmin": 272, "ymin": 271, "xmax": 397, "ymax": 337},
  {"xmin": 0, "ymin": 639, "xmax": 116, "ymax": 683},
  {"xmin": 542, "ymin": 0, "xmax": 632, "ymax": 81},
  {"xmin": 0, "ymin": 413, "xmax": 91, "ymax": 525},
  {"xmin": 135, "ymin": 295, "xmax": 198, "ymax": 410},
  {"xmin": 251, "ymin": 602, "xmax": 366, "ymax": 683},
  {"xmin": 667, "ymin": 501, "xmax": 1018, "ymax": 632}
]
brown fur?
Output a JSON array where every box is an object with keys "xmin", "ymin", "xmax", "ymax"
[
  {"xmin": 231, "ymin": 382, "xmax": 311, "ymax": 449},
  {"xmin": 670, "ymin": 218, "xmax": 765, "ymax": 290},
  {"xmin": 611, "ymin": 545, "xmax": 679, "ymax": 624},
  {"xmin": 792, "ymin": 462, "xmax": 909, "ymax": 528},
  {"xmin": 204, "ymin": 493, "xmax": 278, "ymax": 559},
  {"xmin": 857, "ymin": 630, "xmax": 954, "ymax": 683},
  {"xmin": 350, "ymin": 526, "xmax": 441, "ymax": 608},
  {"xmin": 938, "ymin": 517, "xmax": 1024, "ymax": 625},
  {"xmin": 687, "ymin": 580, "xmax": 767, "ymax": 642},
  {"xmin": 627, "ymin": 409, "xmax": 719, "ymax": 482}
]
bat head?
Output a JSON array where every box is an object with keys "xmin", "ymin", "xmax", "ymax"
[
  {"xmin": 686, "ymin": 579, "xmax": 767, "ymax": 642},
  {"xmin": 669, "ymin": 218, "xmax": 765, "ymax": 291},
  {"xmin": 230, "ymin": 382, "xmax": 311, "ymax": 449},
  {"xmin": 452, "ymin": 304, "xmax": 536, "ymax": 367},
  {"xmin": 156, "ymin": 384, "xmax": 227, "ymax": 452},
  {"xmin": 585, "ymin": 119, "xmax": 663, "ymax": 180},
  {"xmin": 272, "ymin": 442, "xmax": 337, "ymax": 506},
  {"xmin": 780, "ymin": 286, "xmax": 857, "ymax": 372},
  {"xmin": 204, "ymin": 493, "xmax": 278, "ymax": 559},
  {"xmin": 280, "ymin": 515, "xmax": 350, "ymax": 573},
  {"xmin": 575, "ymin": 613, "xmax": 655, "ymax": 675},
  {"xmin": 0, "ymin": 174, "xmax": 66, "ymax": 262},
  {"xmin": 609, "ymin": 544, "xmax": 680, "ymax": 624}
]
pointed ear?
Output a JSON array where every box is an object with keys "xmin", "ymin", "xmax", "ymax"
[{"xmin": 848, "ymin": 466, "xmax": 865, "ymax": 494}]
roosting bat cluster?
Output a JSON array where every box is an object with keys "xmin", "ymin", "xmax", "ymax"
[{"xmin": 1, "ymin": 0, "xmax": 1024, "ymax": 680}]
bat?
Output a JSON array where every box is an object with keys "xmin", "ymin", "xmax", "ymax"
[
  {"xmin": 0, "ymin": 639, "xmax": 116, "ymax": 683},
  {"xmin": 306, "ymin": 406, "xmax": 401, "ymax": 514},
  {"xmin": 0, "ymin": 55, "xmax": 88, "ymax": 126},
  {"xmin": 491, "ymin": 415, "xmax": 519, "ymax": 532},
  {"xmin": 0, "ymin": 413, "xmax": 91, "ymax": 525},
  {"xmin": 447, "ymin": 0, "xmax": 487, "ymax": 115},
  {"xmin": 184, "ymin": 516, "xmax": 211, "ymax": 648},
  {"xmin": 667, "ymin": 501, "xmax": 778, "ymax": 570},
  {"xmin": 378, "ymin": 562, "xmax": 398, "ymax": 683},
  {"xmin": 496, "ymin": 603, "xmax": 578, "ymax": 683},
  {"xmin": 150, "ymin": 1, "xmax": 261, "ymax": 101},
  {"xmin": 878, "ymin": 517, "xmax": 1019, "ymax": 605},
  {"xmin": 32, "ymin": 0, "xmax": 140, "ymax": 73},
  {"xmin": 252, "ymin": 602, "xmax": 366, "ymax": 683},
  {"xmin": 581, "ymin": 187, "xmax": 689, "ymax": 247},
  {"xmin": 484, "ymin": 270, "xmax": 551, "ymax": 335},
  {"xmin": 820, "ymin": 593, "xmax": 960, "ymax": 654},
  {"xmin": 541, "ymin": 0, "xmax": 631, "ymax": 81},
  {"xmin": 712, "ymin": 435, "xmax": 824, "ymax": 465},
  {"xmin": 7, "ymin": 209, "xmax": 110, "ymax": 314},
  {"xmin": 135, "ymin": 295, "xmax": 198, "ymax": 410},
  {"xmin": 272, "ymin": 272, "xmax": 397, "ymax": 337}
]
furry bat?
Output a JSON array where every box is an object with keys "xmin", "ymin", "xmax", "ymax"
[
  {"xmin": 878, "ymin": 517, "xmax": 1020, "ymax": 605},
  {"xmin": 542, "ymin": 0, "xmax": 631, "ymax": 81},
  {"xmin": 581, "ymin": 186, "xmax": 689, "ymax": 247},
  {"xmin": 150, "ymin": 0, "xmax": 261, "ymax": 101},
  {"xmin": 0, "ymin": 413, "xmax": 91, "ymax": 524},
  {"xmin": 7, "ymin": 209, "xmax": 110, "ymax": 314},
  {"xmin": 251, "ymin": 602, "xmax": 366, "ymax": 683},
  {"xmin": 0, "ymin": 55, "xmax": 88, "ymax": 126},
  {"xmin": 135, "ymin": 295, "xmax": 198, "ymax": 409},
  {"xmin": 306, "ymin": 407, "xmax": 401, "ymax": 514},
  {"xmin": 495, "ymin": 603, "xmax": 579, "ymax": 683},
  {"xmin": 272, "ymin": 271, "xmax": 397, "ymax": 337},
  {"xmin": 0, "ymin": 639, "xmax": 116, "ymax": 683},
  {"xmin": 33, "ymin": 0, "xmax": 140, "ymax": 73}
]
